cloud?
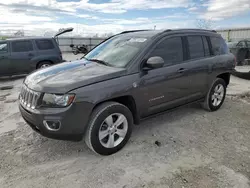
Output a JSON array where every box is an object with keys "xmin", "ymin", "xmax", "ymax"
[
  {"xmin": 200, "ymin": 0, "xmax": 250, "ymax": 20},
  {"xmin": 188, "ymin": 7, "xmax": 198, "ymax": 11},
  {"xmin": 77, "ymin": 0, "xmax": 192, "ymax": 14}
]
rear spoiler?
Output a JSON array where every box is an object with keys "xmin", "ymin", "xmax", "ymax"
[{"xmin": 54, "ymin": 27, "xmax": 74, "ymax": 38}]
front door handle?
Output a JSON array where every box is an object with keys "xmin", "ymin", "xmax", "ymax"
[
  {"xmin": 0, "ymin": 56, "xmax": 5, "ymax": 59},
  {"xmin": 177, "ymin": 68, "xmax": 187, "ymax": 73},
  {"xmin": 28, "ymin": 53, "xmax": 34, "ymax": 57}
]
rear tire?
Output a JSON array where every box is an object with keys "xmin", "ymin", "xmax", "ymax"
[
  {"xmin": 202, "ymin": 78, "xmax": 227, "ymax": 112},
  {"xmin": 85, "ymin": 102, "xmax": 133, "ymax": 155},
  {"xmin": 37, "ymin": 61, "xmax": 52, "ymax": 69}
]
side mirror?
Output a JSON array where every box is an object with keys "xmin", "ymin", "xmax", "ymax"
[{"xmin": 144, "ymin": 56, "xmax": 164, "ymax": 69}]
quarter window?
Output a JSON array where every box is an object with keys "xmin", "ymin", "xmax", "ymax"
[
  {"xmin": 210, "ymin": 37, "xmax": 229, "ymax": 55},
  {"xmin": 149, "ymin": 37, "xmax": 183, "ymax": 65},
  {"xmin": 35, "ymin": 39, "xmax": 55, "ymax": 50},
  {"xmin": 187, "ymin": 36, "xmax": 204, "ymax": 59},
  {"xmin": 12, "ymin": 40, "xmax": 33, "ymax": 52}
]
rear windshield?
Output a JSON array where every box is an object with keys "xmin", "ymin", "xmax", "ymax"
[{"xmin": 35, "ymin": 39, "xmax": 55, "ymax": 50}]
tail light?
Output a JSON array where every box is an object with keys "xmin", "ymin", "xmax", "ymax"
[{"xmin": 59, "ymin": 51, "xmax": 63, "ymax": 60}]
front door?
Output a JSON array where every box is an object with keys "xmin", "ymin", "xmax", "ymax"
[
  {"xmin": 138, "ymin": 36, "xmax": 193, "ymax": 117},
  {"xmin": 0, "ymin": 41, "xmax": 11, "ymax": 76},
  {"xmin": 9, "ymin": 40, "xmax": 35, "ymax": 74}
]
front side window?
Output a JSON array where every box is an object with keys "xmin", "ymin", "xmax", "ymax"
[
  {"xmin": 12, "ymin": 40, "xmax": 33, "ymax": 52},
  {"xmin": 210, "ymin": 37, "xmax": 229, "ymax": 55},
  {"xmin": 85, "ymin": 35, "xmax": 148, "ymax": 67},
  {"xmin": 0, "ymin": 42, "xmax": 8, "ymax": 53},
  {"xmin": 36, "ymin": 39, "xmax": 54, "ymax": 50},
  {"xmin": 187, "ymin": 36, "xmax": 204, "ymax": 59},
  {"xmin": 148, "ymin": 37, "xmax": 183, "ymax": 65}
]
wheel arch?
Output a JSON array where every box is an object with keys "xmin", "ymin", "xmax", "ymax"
[
  {"xmin": 92, "ymin": 95, "xmax": 140, "ymax": 125},
  {"xmin": 36, "ymin": 60, "xmax": 54, "ymax": 69},
  {"xmin": 216, "ymin": 72, "xmax": 230, "ymax": 86}
]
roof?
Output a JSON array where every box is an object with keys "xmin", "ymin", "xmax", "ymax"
[{"xmin": 5, "ymin": 37, "xmax": 52, "ymax": 41}]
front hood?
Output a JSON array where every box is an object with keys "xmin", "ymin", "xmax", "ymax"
[{"xmin": 25, "ymin": 59, "xmax": 126, "ymax": 93}]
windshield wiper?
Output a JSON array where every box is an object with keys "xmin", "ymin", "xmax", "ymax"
[{"xmin": 88, "ymin": 58, "xmax": 111, "ymax": 66}]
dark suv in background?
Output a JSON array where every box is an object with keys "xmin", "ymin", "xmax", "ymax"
[
  {"xmin": 0, "ymin": 28, "xmax": 73, "ymax": 76},
  {"xmin": 0, "ymin": 38, "xmax": 62, "ymax": 76},
  {"xmin": 19, "ymin": 29, "xmax": 235, "ymax": 155}
]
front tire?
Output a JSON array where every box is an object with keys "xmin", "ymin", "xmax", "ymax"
[
  {"xmin": 85, "ymin": 102, "xmax": 133, "ymax": 155},
  {"xmin": 202, "ymin": 78, "xmax": 227, "ymax": 111}
]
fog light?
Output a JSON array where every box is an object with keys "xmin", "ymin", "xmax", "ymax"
[{"xmin": 43, "ymin": 120, "xmax": 61, "ymax": 131}]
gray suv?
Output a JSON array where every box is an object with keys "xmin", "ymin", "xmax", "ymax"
[
  {"xmin": 0, "ymin": 37, "xmax": 62, "ymax": 76},
  {"xmin": 19, "ymin": 29, "xmax": 235, "ymax": 155}
]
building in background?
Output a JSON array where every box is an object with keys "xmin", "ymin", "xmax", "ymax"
[{"xmin": 217, "ymin": 27, "xmax": 250, "ymax": 42}]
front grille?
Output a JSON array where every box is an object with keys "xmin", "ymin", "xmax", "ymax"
[{"xmin": 19, "ymin": 85, "xmax": 41, "ymax": 109}]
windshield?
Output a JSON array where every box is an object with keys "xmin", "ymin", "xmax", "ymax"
[{"xmin": 84, "ymin": 35, "xmax": 148, "ymax": 67}]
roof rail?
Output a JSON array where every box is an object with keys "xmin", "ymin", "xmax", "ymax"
[
  {"xmin": 164, "ymin": 29, "xmax": 172, "ymax": 32},
  {"xmin": 120, "ymin": 30, "xmax": 152, "ymax": 34},
  {"xmin": 163, "ymin": 28, "xmax": 217, "ymax": 33}
]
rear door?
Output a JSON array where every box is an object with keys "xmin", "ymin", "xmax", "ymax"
[
  {"xmin": 184, "ymin": 35, "xmax": 211, "ymax": 97},
  {"xmin": 0, "ymin": 41, "xmax": 11, "ymax": 76},
  {"xmin": 9, "ymin": 40, "xmax": 35, "ymax": 74}
]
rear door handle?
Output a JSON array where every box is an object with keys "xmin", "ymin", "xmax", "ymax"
[
  {"xmin": 0, "ymin": 56, "xmax": 5, "ymax": 59},
  {"xmin": 28, "ymin": 53, "xmax": 34, "ymax": 57},
  {"xmin": 177, "ymin": 68, "xmax": 187, "ymax": 73}
]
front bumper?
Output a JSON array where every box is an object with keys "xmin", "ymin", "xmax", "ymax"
[{"xmin": 19, "ymin": 102, "xmax": 93, "ymax": 141}]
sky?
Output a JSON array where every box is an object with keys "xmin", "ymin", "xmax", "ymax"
[{"xmin": 0, "ymin": 0, "xmax": 250, "ymax": 36}]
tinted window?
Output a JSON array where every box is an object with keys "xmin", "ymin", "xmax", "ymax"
[
  {"xmin": 36, "ymin": 39, "xmax": 54, "ymax": 50},
  {"xmin": 12, "ymin": 40, "xmax": 33, "ymax": 52},
  {"xmin": 246, "ymin": 41, "xmax": 250, "ymax": 48},
  {"xmin": 210, "ymin": 37, "xmax": 228, "ymax": 55},
  {"xmin": 149, "ymin": 37, "xmax": 183, "ymax": 65},
  {"xmin": 202, "ymin": 36, "xmax": 210, "ymax": 56},
  {"xmin": 187, "ymin": 36, "xmax": 204, "ymax": 59},
  {"xmin": 0, "ymin": 42, "xmax": 8, "ymax": 53}
]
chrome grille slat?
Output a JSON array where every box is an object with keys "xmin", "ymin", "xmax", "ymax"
[{"xmin": 19, "ymin": 85, "xmax": 40, "ymax": 109}]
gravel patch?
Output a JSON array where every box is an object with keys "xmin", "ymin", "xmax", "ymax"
[{"xmin": 0, "ymin": 97, "xmax": 250, "ymax": 188}]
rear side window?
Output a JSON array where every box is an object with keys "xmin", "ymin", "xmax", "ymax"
[
  {"xmin": 187, "ymin": 36, "xmax": 204, "ymax": 59},
  {"xmin": 210, "ymin": 37, "xmax": 228, "ymax": 55},
  {"xmin": 149, "ymin": 37, "xmax": 183, "ymax": 65},
  {"xmin": 202, "ymin": 36, "xmax": 210, "ymax": 56},
  {"xmin": 12, "ymin": 40, "xmax": 33, "ymax": 52},
  {"xmin": 0, "ymin": 42, "xmax": 8, "ymax": 53},
  {"xmin": 35, "ymin": 39, "xmax": 55, "ymax": 50}
]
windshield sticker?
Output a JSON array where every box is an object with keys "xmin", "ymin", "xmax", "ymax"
[{"xmin": 129, "ymin": 38, "xmax": 147, "ymax": 43}]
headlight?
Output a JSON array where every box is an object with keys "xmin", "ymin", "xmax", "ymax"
[{"xmin": 42, "ymin": 93, "xmax": 75, "ymax": 107}]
